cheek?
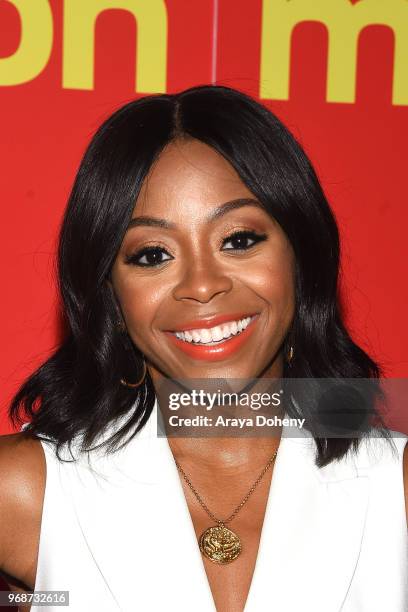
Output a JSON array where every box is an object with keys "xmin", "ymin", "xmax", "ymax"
[
  {"xmin": 119, "ymin": 279, "xmax": 160, "ymax": 328},
  {"xmin": 114, "ymin": 275, "xmax": 167, "ymax": 333},
  {"xmin": 245, "ymin": 251, "xmax": 295, "ymax": 313}
]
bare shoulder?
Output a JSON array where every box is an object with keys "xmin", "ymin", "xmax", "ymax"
[
  {"xmin": 403, "ymin": 441, "xmax": 408, "ymax": 528},
  {"xmin": 0, "ymin": 432, "xmax": 46, "ymax": 587},
  {"xmin": 0, "ymin": 432, "xmax": 45, "ymax": 503}
]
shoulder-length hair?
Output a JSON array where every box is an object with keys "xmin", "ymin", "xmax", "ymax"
[{"xmin": 9, "ymin": 85, "xmax": 391, "ymax": 466}]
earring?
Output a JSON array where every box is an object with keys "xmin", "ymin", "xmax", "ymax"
[
  {"xmin": 120, "ymin": 358, "xmax": 147, "ymax": 389},
  {"xmin": 287, "ymin": 345, "xmax": 294, "ymax": 364}
]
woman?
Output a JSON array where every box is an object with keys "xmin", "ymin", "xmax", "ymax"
[{"xmin": 0, "ymin": 85, "xmax": 407, "ymax": 612}]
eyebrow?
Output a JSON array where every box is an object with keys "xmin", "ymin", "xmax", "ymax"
[{"xmin": 126, "ymin": 198, "xmax": 263, "ymax": 231}]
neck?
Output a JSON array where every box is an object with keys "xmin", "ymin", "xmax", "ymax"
[
  {"xmin": 167, "ymin": 434, "xmax": 281, "ymax": 476},
  {"xmin": 150, "ymin": 360, "xmax": 285, "ymax": 472}
]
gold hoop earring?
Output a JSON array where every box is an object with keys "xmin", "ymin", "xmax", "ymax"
[
  {"xmin": 287, "ymin": 345, "xmax": 294, "ymax": 364},
  {"xmin": 120, "ymin": 359, "xmax": 147, "ymax": 389}
]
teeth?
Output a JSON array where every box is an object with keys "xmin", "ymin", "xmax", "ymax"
[
  {"xmin": 200, "ymin": 328, "xmax": 212, "ymax": 343},
  {"xmin": 173, "ymin": 316, "xmax": 254, "ymax": 345},
  {"xmin": 222, "ymin": 324, "xmax": 231, "ymax": 339},
  {"xmin": 230, "ymin": 321, "xmax": 238, "ymax": 335},
  {"xmin": 211, "ymin": 326, "xmax": 223, "ymax": 342},
  {"xmin": 192, "ymin": 330, "xmax": 201, "ymax": 343}
]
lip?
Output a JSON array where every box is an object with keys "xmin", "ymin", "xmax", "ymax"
[
  {"xmin": 164, "ymin": 314, "xmax": 260, "ymax": 362},
  {"xmin": 166, "ymin": 312, "xmax": 259, "ymax": 333}
]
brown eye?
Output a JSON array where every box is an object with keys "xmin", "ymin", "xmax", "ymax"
[
  {"xmin": 222, "ymin": 230, "xmax": 267, "ymax": 251},
  {"xmin": 125, "ymin": 246, "xmax": 173, "ymax": 267}
]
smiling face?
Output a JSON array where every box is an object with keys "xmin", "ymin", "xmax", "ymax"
[{"xmin": 109, "ymin": 139, "xmax": 296, "ymax": 386}]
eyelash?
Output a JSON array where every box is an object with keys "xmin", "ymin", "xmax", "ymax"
[{"xmin": 125, "ymin": 230, "xmax": 268, "ymax": 268}]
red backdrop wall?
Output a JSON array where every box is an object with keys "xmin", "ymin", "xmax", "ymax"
[{"xmin": 1, "ymin": 0, "xmax": 407, "ymax": 435}]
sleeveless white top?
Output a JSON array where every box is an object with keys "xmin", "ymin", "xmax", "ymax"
[{"xmin": 30, "ymin": 400, "xmax": 408, "ymax": 611}]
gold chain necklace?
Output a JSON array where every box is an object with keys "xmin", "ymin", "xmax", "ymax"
[{"xmin": 174, "ymin": 448, "xmax": 278, "ymax": 565}]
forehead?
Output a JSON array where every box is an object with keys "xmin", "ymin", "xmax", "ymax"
[{"xmin": 133, "ymin": 139, "xmax": 255, "ymax": 220}]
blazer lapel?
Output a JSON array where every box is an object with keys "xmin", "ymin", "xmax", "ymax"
[
  {"xmin": 244, "ymin": 435, "xmax": 370, "ymax": 612},
  {"xmin": 61, "ymin": 401, "xmax": 216, "ymax": 611}
]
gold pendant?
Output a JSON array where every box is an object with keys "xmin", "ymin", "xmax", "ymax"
[{"xmin": 199, "ymin": 524, "xmax": 242, "ymax": 564}]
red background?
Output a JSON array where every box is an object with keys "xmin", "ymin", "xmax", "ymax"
[{"xmin": 1, "ymin": 0, "xmax": 407, "ymax": 437}]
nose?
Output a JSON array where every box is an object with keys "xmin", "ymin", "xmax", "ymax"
[{"xmin": 172, "ymin": 259, "xmax": 233, "ymax": 304}]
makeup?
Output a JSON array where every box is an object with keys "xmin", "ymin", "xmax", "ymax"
[{"xmin": 164, "ymin": 314, "xmax": 260, "ymax": 362}]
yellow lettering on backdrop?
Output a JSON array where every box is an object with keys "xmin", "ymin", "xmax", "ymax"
[
  {"xmin": 260, "ymin": 0, "xmax": 408, "ymax": 105},
  {"xmin": 63, "ymin": 0, "xmax": 167, "ymax": 93},
  {"xmin": 0, "ymin": 0, "xmax": 53, "ymax": 85}
]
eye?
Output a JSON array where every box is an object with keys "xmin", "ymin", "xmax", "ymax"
[
  {"xmin": 221, "ymin": 230, "xmax": 267, "ymax": 251},
  {"xmin": 125, "ymin": 246, "xmax": 173, "ymax": 267}
]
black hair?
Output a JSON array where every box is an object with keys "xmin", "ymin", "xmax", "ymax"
[{"xmin": 9, "ymin": 85, "xmax": 391, "ymax": 466}]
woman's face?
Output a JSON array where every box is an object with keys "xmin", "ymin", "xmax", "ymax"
[{"xmin": 110, "ymin": 139, "xmax": 295, "ymax": 385}]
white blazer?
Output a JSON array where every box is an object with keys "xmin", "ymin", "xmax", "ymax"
[{"xmin": 33, "ymin": 400, "xmax": 408, "ymax": 611}]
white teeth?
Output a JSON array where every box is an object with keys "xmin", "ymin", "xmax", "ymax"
[
  {"xmin": 211, "ymin": 326, "xmax": 223, "ymax": 342},
  {"xmin": 172, "ymin": 315, "xmax": 255, "ymax": 345},
  {"xmin": 192, "ymin": 330, "xmax": 201, "ymax": 343},
  {"xmin": 230, "ymin": 321, "xmax": 238, "ymax": 335},
  {"xmin": 222, "ymin": 324, "xmax": 231, "ymax": 339},
  {"xmin": 200, "ymin": 329, "xmax": 212, "ymax": 343}
]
